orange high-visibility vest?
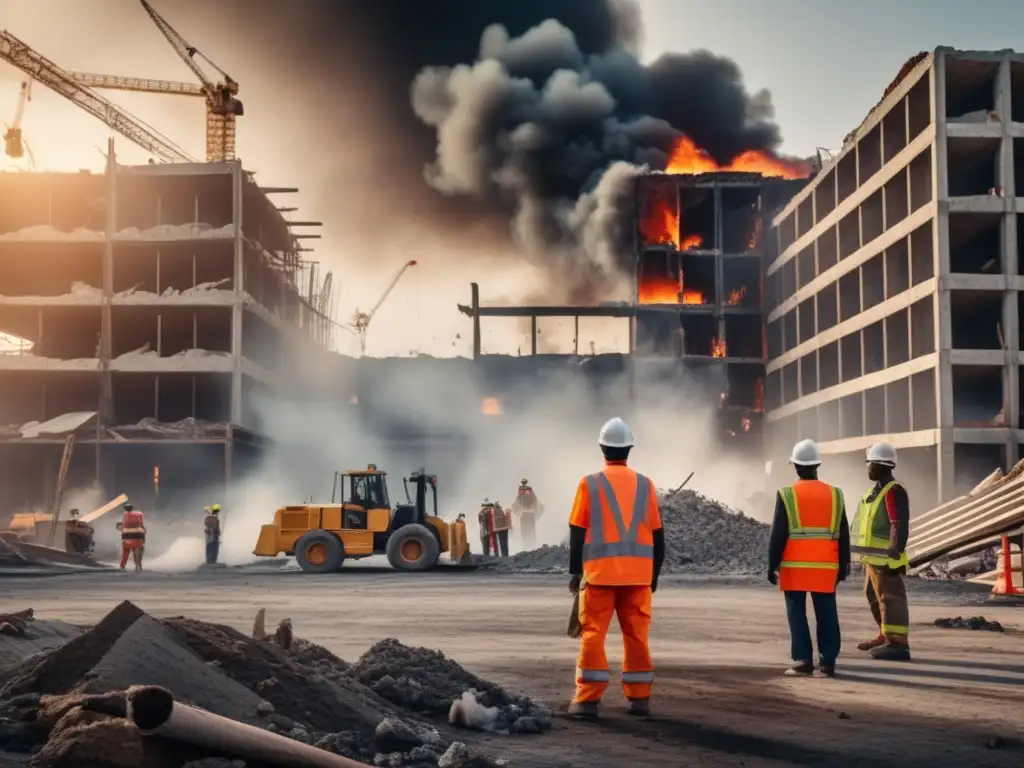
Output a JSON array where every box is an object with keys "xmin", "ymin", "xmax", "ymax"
[
  {"xmin": 778, "ymin": 480, "xmax": 843, "ymax": 593},
  {"xmin": 574, "ymin": 466, "xmax": 658, "ymax": 586}
]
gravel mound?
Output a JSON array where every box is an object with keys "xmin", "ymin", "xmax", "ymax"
[
  {"xmin": 348, "ymin": 639, "xmax": 552, "ymax": 734},
  {"xmin": 0, "ymin": 602, "xmax": 547, "ymax": 767},
  {"xmin": 491, "ymin": 489, "xmax": 770, "ymax": 576}
]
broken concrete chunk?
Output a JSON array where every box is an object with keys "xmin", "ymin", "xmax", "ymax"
[
  {"xmin": 26, "ymin": 715, "xmax": 144, "ymax": 768},
  {"xmin": 376, "ymin": 716, "xmax": 425, "ymax": 751}
]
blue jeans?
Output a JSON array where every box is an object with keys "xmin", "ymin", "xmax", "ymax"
[
  {"xmin": 205, "ymin": 540, "xmax": 220, "ymax": 564},
  {"xmin": 784, "ymin": 590, "xmax": 840, "ymax": 665}
]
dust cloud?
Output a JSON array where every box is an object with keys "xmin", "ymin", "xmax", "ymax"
[{"xmin": 202, "ymin": 357, "xmax": 763, "ymax": 567}]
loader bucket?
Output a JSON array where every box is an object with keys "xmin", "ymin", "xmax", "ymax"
[{"xmin": 449, "ymin": 518, "xmax": 471, "ymax": 563}]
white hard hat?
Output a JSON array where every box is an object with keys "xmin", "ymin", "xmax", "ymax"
[
  {"xmin": 789, "ymin": 439, "xmax": 821, "ymax": 466},
  {"xmin": 866, "ymin": 442, "xmax": 897, "ymax": 467},
  {"xmin": 598, "ymin": 417, "xmax": 634, "ymax": 448}
]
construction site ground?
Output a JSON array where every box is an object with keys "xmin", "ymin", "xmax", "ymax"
[{"xmin": 4, "ymin": 570, "xmax": 1023, "ymax": 768}]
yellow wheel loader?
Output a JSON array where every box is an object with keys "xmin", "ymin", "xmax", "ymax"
[{"xmin": 253, "ymin": 465, "xmax": 472, "ymax": 573}]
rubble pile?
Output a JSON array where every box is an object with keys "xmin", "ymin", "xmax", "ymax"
[
  {"xmin": 493, "ymin": 489, "xmax": 770, "ymax": 575},
  {"xmin": 0, "ymin": 602, "xmax": 550, "ymax": 767},
  {"xmin": 349, "ymin": 639, "xmax": 552, "ymax": 734}
]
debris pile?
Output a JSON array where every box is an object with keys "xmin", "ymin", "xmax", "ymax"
[
  {"xmin": 493, "ymin": 489, "xmax": 769, "ymax": 575},
  {"xmin": 0, "ymin": 602, "xmax": 550, "ymax": 767},
  {"xmin": 934, "ymin": 616, "xmax": 1005, "ymax": 632},
  {"xmin": 349, "ymin": 639, "xmax": 552, "ymax": 734}
]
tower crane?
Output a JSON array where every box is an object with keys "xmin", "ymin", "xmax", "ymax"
[
  {"xmin": 0, "ymin": 28, "xmax": 195, "ymax": 163},
  {"xmin": 3, "ymin": 79, "xmax": 33, "ymax": 166},
  {"xmin": 344, "ymin": 260, "xmax": 418, "ymax": 355},
  {"xmin": 65, "ymin": 0, "xmax": 242, "ymax": 163},
  {"xmin": 142, "ymin": 0, "xmax": 242, "ymax": 162}
]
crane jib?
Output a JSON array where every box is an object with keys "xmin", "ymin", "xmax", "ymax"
[{"xmin": 0, "ymin": 29, "xmax": 196, "ymax": 163}]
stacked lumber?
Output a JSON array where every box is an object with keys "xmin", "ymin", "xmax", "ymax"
[{"xmin": 907, "ymin": 459, "xmax": 1024, "ymax": 567}]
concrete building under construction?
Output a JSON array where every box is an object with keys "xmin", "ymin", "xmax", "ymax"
[
  {"xmin": 764, "ymin": 47, "xmax": 1024, "ymax": 506},
  {"xmin": 0, "ymin": 150, "xmax": 333, "ymax": 513}
]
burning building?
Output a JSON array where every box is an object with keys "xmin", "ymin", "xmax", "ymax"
[
  {"xmin": 457, "ymin": 135, "xmax": 810, "ymax": 448},
  {"xmin": 634, "ymin": 139, "xmax": 809, "ymax": 444}
]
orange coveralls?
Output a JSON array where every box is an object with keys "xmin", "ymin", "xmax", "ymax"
[
  {"xmin": 119, "ymin": 510, "xmax": 146, "ymax": 569},
  {"xmin": 570, "ymin": 463, "xmax": 662, "ymax": 704}
]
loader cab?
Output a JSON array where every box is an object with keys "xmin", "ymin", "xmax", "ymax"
[{"xmin": 331, "ymin": 465, "xmax": 391, "ymax": 531}]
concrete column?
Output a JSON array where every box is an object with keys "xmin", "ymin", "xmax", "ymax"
[
  {"xmin": 470, "ymin": 282, "xmax": 481, "ymax": 359},
  {"xmin": 230, "ymin": 164, "xmax": 244, "ymax": 426},
  {"xmin": 100, "ymin": 139, "xmax": 116, "ymax": 425},
  {"xmin": 930, "ymin": 51, "xmax": 955, "ymax": 500}
]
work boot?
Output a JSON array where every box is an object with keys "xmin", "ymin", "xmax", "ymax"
[
  {"xmin": 567, "ymin": 700, "xmax": 599, "ymax": 721},
  {"xmin": 783, "ymin": 661, "xmax": 814, "ymax": 677},
  {"xmin": 857, "ymin": 635, "xmax": 885, "ymax": 651},
  {"xmin": 626, "ymin": 698, "xmax": 650, "ymax": 717},
  {"xmin": 870, "ymin": 642, "xmax": 911, "ymax": 661}
]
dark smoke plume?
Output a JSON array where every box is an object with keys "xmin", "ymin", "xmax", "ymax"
[
  {"xmin": 194, "ymin": 0, "xmax": 788, "ymax": 300},
  {"xmin": 408, "ymin": 11, "xmax": 787, "ymax": 300}
]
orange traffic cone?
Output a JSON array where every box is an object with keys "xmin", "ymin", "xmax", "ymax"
[{"xmin": 988, "ymin": 534, "xmax": 1024, "ymax": 604}]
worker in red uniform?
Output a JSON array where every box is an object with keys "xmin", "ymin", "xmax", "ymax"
[
  {"xmin": 853, "ymin": 442, "xmax": 911, "ymax": 661},
  {"xmin": 768, "ymin": 439, "xmax": 850, "ymax": 677},
  {"xmin": 117, "ymin": 502, "xmax": 146, "ymax": 572},
  {"xmin": 568, "ymin": 417, "xmax": 664, "ymax": 721}
]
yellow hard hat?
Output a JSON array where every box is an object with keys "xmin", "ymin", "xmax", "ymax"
[{"xmin": 211, "ymin": 504, "xmax": 221, "ymax": 512}]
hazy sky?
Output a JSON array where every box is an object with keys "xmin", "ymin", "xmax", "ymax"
[{"xmin": 2, "ymin": 0, "xmax": 1021, "ymax": 356}]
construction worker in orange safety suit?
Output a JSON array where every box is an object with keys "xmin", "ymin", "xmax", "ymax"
[
  {"xmin": 117, "ymin": 502, "xmax": 146, "ymax": 572},
  {"xmin": 567, "ymin": 417, "xmax": 665, "ymax": 721}
]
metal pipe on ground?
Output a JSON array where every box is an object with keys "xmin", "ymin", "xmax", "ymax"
[{"xmin": 127, "ymin": 686, "xmax": 365, "ymax": 768}]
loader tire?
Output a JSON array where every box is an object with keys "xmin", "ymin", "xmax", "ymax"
[
  {"xmin": 295, "ymin": 530, "xmax": 345, "ymax": 573},
  {"xmin": 386, "ymin": 524, "xmax": 440, "ymax": 572}
]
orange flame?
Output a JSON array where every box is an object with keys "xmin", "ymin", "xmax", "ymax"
[
  {"xmin": 753, "ymin": 378, "xmax": 765, "ymax": 412},
  {"xmin": 481, "ymin": 397, "xmax": 503, "ymax": 416},
  {"xmin": 638, "ymin": 276, "xmax": 705, "ymax": 305},
  {"xmin": 666, "ymin": 136, "xmax": 811, "ymax": 179},
  {"xmin": 726, "ymin": 287, "xmax": 747, "ymax": 306},
  {"xmin": 639, "ymin": 185, "xmax": 679, "ymax": 246},
  {"xmin": 748, "ymin": 217, "xmax": 764, "ymax": 250},
  {"xmin": 680, "ymin": 234, "xmax": 703, "ymax": 250},
  {"xmin": 711, "ymin": 337, "xmax": 726, "ymax": 358}
]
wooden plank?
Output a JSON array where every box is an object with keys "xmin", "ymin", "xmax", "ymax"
[
  {"xmin": 79, "ymin": 494, "xmax": 128, "ymax": 524},
  {"xmin": 46, "ymin": 435, "xmax": 76, "ymax": 547}
]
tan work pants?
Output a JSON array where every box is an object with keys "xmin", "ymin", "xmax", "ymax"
[{"xmin": 865, "ymin": 564, "xmax": 909, "ymax": 642}]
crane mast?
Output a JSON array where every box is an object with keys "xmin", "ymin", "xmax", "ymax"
[
  {"xmin": 138, "ymin": 0, "xmax": 242, "ymax": 162},
  {"xmin": 0, "ymin": 29, "xmax": 195, "ymax": 163}
]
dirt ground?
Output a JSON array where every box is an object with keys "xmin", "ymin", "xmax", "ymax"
[{"xmin": 5, "ymin": 569, "xmax": 1024, "ymax": 768}]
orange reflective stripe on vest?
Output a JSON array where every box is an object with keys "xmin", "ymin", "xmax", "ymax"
[
  {"xmin": 582, "ymin": 469, "xmax": 654, "ymax": 586},
  {"xmin": 778, "ymin": 480, "xmax": 842, "ymax": 593}
]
